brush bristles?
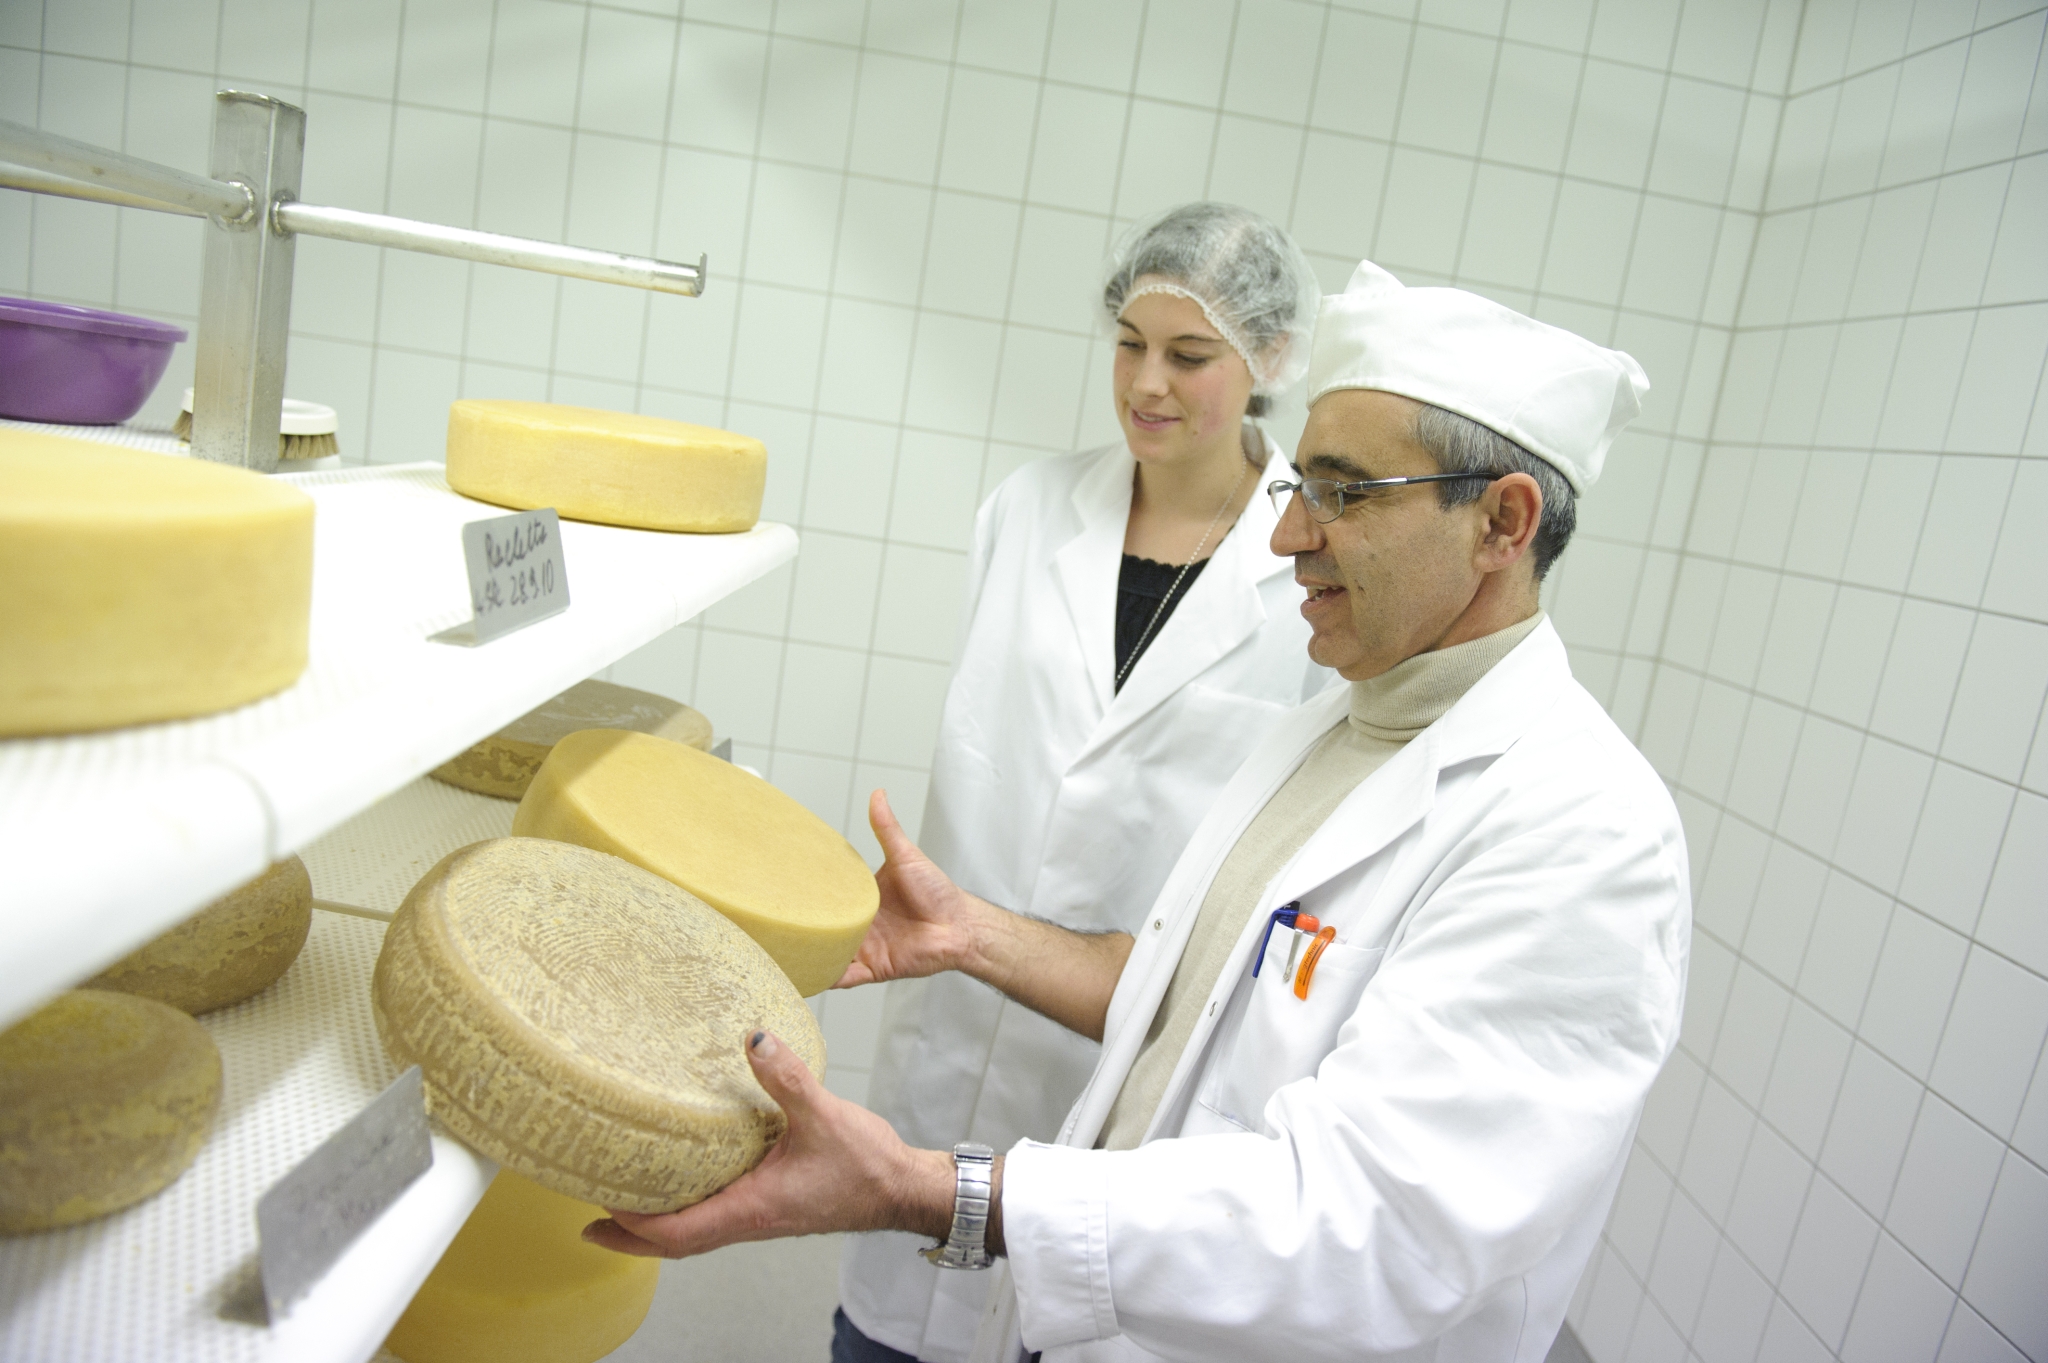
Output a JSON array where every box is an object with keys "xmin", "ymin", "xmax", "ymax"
[
  {"xmin": 280, "ymin": 432, "xmax": 340, "ymax": 460},
  {"xmin": 169, "ymin": 413, "xmax": 339, "ymax": 462}
]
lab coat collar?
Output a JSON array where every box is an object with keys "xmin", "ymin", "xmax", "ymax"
[
  {"xmin": 1272, "ymin": 616, "xmax": 1572, "ymax": 906},
  {"xmin": 1053, "ymin": 431, "xmax": 1295, "ymax": 758}
]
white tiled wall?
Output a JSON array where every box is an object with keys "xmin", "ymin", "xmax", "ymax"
[
  {"xmin": 1564, "ymin": 9, "xmax": 2048, "ymax": 1363},
  {"xmin": 6, "ymin": 4, "xmax": 2045, "ymax": 1353}
]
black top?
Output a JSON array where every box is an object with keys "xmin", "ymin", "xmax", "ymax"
[{"xmin": 1114, "ymin": 554, "xmax": 1210, "ymax": 691}]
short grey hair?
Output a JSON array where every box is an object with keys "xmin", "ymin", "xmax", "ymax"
[{"xmin": 1413, "ymin": 404, "xmax": 1577, "ymax": 580}]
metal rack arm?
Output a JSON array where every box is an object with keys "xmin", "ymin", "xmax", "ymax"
[
  {"xmin": 274, "ymin": 202, "xmax": 704, "ymax": 297},
  {"xmin": 0, "ymin": 117, "xmax": 252, "ymax": 222},
  {"xmin": 0, "ymin": 160, "xmax": 207, "ymax": 217}
]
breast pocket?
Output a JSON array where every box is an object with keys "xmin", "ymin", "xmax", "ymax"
[{"xmin": 1195, "ymin": 927, "xmax": 1385, "ymax": 1134}]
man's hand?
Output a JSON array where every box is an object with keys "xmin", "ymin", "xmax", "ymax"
[
  {"xmin": 836, "ymin": 789, "xmax": 989, "ymax": 988},
  {"xmin": 583, "ymin": 1029, "xmax": 966, "ymax": 1258},
  {"xmin": 836, "ymin": 788, "xmax": 1135, "ymax": 1042}
]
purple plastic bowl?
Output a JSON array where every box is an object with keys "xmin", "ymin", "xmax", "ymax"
[{"xmin": 0, "ymin": 297, "xmax": 188, "ymax": 425}]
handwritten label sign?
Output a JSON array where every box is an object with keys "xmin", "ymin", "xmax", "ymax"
[
  {"xmin": 437, "ymin": 508, "xmax": 571, "ymax": 646},
  {"xmin": 256, "ymin": 1066, "xmax": 434, "ymax": 1320}
]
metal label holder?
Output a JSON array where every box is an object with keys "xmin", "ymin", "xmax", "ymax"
[
  {"xmin": 432, "ymin": 508, "xmax": 572, "ymax": 647},
  {"xmin": 255, "ymin": 1065, "xmax": 434, "ymax": 1321}
]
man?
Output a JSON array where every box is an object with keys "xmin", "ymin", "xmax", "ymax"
[{"xmin": 586, "ymin": 260, "xmax": 1690, "ymax": 1363}]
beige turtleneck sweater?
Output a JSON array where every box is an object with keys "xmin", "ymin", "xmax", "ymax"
[{"xmin": 1097, "ymin": 612, "xmax": 1546, "ymax": 1150}]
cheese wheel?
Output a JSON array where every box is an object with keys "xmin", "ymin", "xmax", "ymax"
[
  {"xmin": 431, "ymin": 679, "xmax": 714, "ymax": 800},
  {"xmin": 513, "ymin": 731, "xmax": 878, "ymax": 996},
  {"xmin": 384, "ymin": 1171, "xmax": 659, "ymax": 1363},
  {"xmin": 444, "ymin": 400, "xmax": 766, "ymax": 533},
  {"xmin": 85, "ymin": 857, "xmax": 312, "ymax": 1014},
  {"xmin": 0, "ymin": 429, "xmax": 314, "ymax": 736},
  {"xmin": 0, "ymin": 990, "xmax": 222, "ymax": 1234},
  {"xmin": 372, "ymin": 837, "xmax": 826, "ymax": 1212}
]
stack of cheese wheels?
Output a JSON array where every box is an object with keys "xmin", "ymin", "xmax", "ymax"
[
  {"xmin": 0, "ymin": 990, "xmax": 223, "ymax": 1234},
  {"xmin": 0, "ymin": 429, "xmax": 315, "ymax": 736},
  {"xmin": 513, "ymin": 731, "xmax": 879, "ymax": 996},
  {"xmin": 444, "ymin": 400, "xmax": 766, "ymax": 533},
  {"xmin": 431, "ymin": 678, "xmax": 714, "ymax": 801},
  {"xmin": 372, "ymin": 837, "xmax": 825, "ymax": 1211},
  {"xmin": 384, "ymin": 1171, "xmax": 659, "ymax": 1363},
  {"xmin": 85, "ymin": 857, "xmax": 314, "ymax": 1014}
]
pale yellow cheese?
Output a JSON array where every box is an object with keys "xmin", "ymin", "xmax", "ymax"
[
  {"xmin": 384, "ymin": 1170, "xmax": 659, "ymax": 1363},
  {"xmin": 0, "ymin": 430, "xmax": 314, "ymax": 736},
  {"xmin": 0, "ymin": 989, "xmax": 222, "ymax": 1234},
  {"xmin": 372, "ymin": 837, "xmax": 826, "ymax": 1212},
  {"xmin": 85, "ymin": 857, "xmax": 312, "ymax": 1014},
  {"xmin": 444, "ymin": 400, "xmax": 766, "ymax": 533},
  {"xmin": 431, "ymin": 679, "xmax": 714, "ymax": 800},
  {"xmin": 513, "ymin": 731, "xmax": 879, "ymax": 996}
]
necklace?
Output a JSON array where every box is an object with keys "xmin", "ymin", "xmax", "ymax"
[{"xmin": 1116, "ymin": 457, "xmax": 1251, "ymax": 690}]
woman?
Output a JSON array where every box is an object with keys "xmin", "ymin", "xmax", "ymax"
[{"xmin": 835, "ymin": 203, "xmax": 1327, "ymax": 1363}]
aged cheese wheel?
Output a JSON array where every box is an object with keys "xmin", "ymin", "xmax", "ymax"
[
  {"xmin": 0, "ymin": 989, "xmax": 222, "ymax": 1234},
  {"xmin": 85, "ymin": 857, "xmax": 312, "ymax": 1014},
  {"xmin": 0, "ymin": 429, "xmax": 315, "ymax": 736},
  {"xmin": 444, "ymin": 400, "xmax": 766, "ymax": 533},
  {"xmin": 431, "ymin": 679, "xmax": 714, "ymax": 800},
  {"xmin": 513, "ymin": 731, "xmax": 878, "ymax": 996},
  {"xmin": 372, "ymin": 837, "xmax": 825, "ymax": 1212},
  {"xmin": 384, "ymin": 1170, "xmax": 659, "ymax": 1363}
]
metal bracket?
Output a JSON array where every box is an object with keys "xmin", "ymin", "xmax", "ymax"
[{"xmin": 191, "ymin": 92, "xmax": 303, "ymax": 472}]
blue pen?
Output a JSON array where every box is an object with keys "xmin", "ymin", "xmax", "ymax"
[{"xmin": 1251, "ymin": 901, "xmax": 1302, "ymax": 977}]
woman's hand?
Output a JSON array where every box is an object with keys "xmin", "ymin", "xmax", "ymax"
[{"xmin": 836, "ymin": 790, "xmax": 989, "ymax": 988}]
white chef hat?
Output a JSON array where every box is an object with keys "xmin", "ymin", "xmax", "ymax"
[{"xmin": 1305, "ymin": 260, "xmax": 1649, "ymax": 493}]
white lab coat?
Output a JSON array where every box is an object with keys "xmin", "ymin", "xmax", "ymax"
[
  {"xmin": 975, "ymin": 620, "xmax": 1690, "ymax": 1363},
  {"xmin": 842, "ymin": 433, "xmax": 1331, "ymax": 1361}
]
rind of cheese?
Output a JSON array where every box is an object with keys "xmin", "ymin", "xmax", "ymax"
[
  {"xmin": 444, "ymin": 400, "xmax": 766, "ymax": 533},
  {"xmin": 431, "ymin": 679, "xmax": 714, "ymax": 801},
  {"xmin": 0, "ymin": 429, "xmax": 315, "ymax": 736},
  {"xmin": 384, "ymin": 1170, "xmax": 659, "ymax": 1363},
  {"xmin": 0, "ymin": 990, "xmax": 222, "ymax": 1234},
  {"xmin": 372, "ymin": 837, "xmax": 826, "ymax": 1212},
  {"xmin": 513, "ymin": 731, "xmax": 878, "ymax": 996},
  {"xmin": 86, "ymin": 857, "xmax": 313, "ymax": 1014}
]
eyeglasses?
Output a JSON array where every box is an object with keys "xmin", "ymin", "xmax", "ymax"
[{"xmin": 1267, "ymin": 472, "xmax": 1502, "ymax": 523}]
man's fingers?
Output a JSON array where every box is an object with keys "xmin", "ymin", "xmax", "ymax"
[
  {"xmin": 582, "ymin": 1217, "xmax": 667, "ymax": 1257},
  {"xmin": 869, "ymin": 789, "xmax": 907, "ymax": 854},
  {"xmin": 745, "ymin": 1029, "xmax": 818, "ymax": 1117}
]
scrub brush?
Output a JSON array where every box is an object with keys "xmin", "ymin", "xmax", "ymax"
[{"xmin": 173, "ymin": 388, "xmax": 340, "ymax": 461}]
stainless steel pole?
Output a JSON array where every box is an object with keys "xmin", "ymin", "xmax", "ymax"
[
  {"xmin": 273, "ymin": 202, "xmax": 706, "ymax": 297},
  {"xmin": 0, "ymin": 118, "xmax": 251, "ymax": 222},
  {"xmin": 0, "ymin": 161, "xmax": 206, "ymax": 217},
  {"xmin": 190, "ymin": 92, "xmax": 303, "ymax": 473}
]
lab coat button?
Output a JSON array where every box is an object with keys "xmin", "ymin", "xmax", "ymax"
[{"xmin": 1153, "ymin": 919, "xmax": 1163, "ymax": 930}]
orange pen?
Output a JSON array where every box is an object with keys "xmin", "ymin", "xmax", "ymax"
[{"xmin": 1293, "ymin": 925, "xmax": 1338, "ymax": 1000}]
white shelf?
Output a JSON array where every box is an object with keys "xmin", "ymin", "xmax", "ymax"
[
  {"xmin": 300, "ymin": 776, "xmax": 518, "ymax": 920},
  {"xmin": 0, "ymin": 461, "xmax": 797, "ymax": 1030},
  {"xmin": 0, "ymin": 908, "xmax": 498, "ymax": 1363}
]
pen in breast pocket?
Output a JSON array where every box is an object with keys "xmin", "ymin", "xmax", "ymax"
[{"xmin": 1294, "ymin": 925, "xmax": 1338, "ymax": 1000}]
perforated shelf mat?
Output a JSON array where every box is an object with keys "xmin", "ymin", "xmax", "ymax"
[
  {"xmin": 0, "ymin": 909, "xmax": 495, "ymax": 1363},
  {"xmin": 300, "ymin": 776, "xmax": 517, "ymax": 919}
]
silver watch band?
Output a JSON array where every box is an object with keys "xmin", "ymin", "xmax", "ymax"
[{"xmin": 920, "ymin": 1142, "xmax": 996, "ymax": 1270}]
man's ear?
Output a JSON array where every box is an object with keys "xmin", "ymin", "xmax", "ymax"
[{"xmin": 1479, "ymin": 472, "xmax": 1543, "ymax": 571}]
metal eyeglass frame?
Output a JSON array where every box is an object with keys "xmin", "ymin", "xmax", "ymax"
[{"xmin": 1267, "ymin": 471, "xmax": 1503, "ymax": 523}]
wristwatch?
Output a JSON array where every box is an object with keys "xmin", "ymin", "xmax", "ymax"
[{"xmin": 920, "ymin": 1142, "xmax": 996, "ymax": 1270}]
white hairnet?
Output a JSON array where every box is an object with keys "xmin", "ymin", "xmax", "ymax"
[{"xmin": 1102, "ymin": 202, "xmax": 1321, "ymax": 398}]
